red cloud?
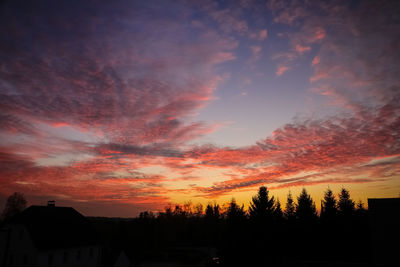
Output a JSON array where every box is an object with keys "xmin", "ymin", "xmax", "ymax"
[
  {"xmin": 183, "ymin": 101, "xmax": 400, "ymax": 197},
  {"xmin": 1, "ymin": 0, "xmax": 399, "ymax": 215}
]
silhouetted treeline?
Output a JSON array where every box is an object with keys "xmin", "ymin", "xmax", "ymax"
[{"xmin": 89, "ymin": 186, "xmax": 370, "ymax": 266}]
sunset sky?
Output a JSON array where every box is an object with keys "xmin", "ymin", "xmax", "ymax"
[{"xmin": 0, "ymin": 0, "xmax": 399, "ymax": 217}]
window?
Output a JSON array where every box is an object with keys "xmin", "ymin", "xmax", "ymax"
[
  {"xmin": 48, "ymin": 253, "xmax": 53, "ymax": 266},
  {"xmin": 63, "ymin": 251, "xmax": 69, "ymax": 263}
]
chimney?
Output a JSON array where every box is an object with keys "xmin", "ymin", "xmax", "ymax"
[{"xmin": 47, "ymin": 200, "xmax": 55, "ymax": 207}]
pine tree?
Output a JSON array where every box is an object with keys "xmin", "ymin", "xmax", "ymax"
[
  {"xmin": 321, "ymin": 188, "xmax": 337, "ymax": 221},
  {"xmin": 274, "ymin": 198, "xmax": 283, "ymax": 221},
  {"xmin": 205, "ymin": 204, "xmax": 214, "ymax": 218},
  {"xmin": 249, "ymin": 186, "xmax": 275, "ymax": 222},
  {"xmin": 356, "ymin": 200, "xmax": 365, "ymax": 212},
  {"xmin": 213, "ymin": 203, "xmax": 220, "ymax": 218},
  {"xmin": 205, "ymin": 203, "xmax": 220, "ymax": 220},
  {"xmin": 296, "ymin": 188, "xmax": 317, "ymax": 222},
  {"xmin": 355, "ymin": 200, "xmax": 367, "ymax": 217},
  {"xmin": 338, "ymin": 188, "xmax": 355, "ymax": 217},
  {"xmin": 284, "ymin": 191, "xmax": 296, "ymax": 220},
  {"xmin": 226, "ymin": 198, "xmax": 246, "ymax": 222}
]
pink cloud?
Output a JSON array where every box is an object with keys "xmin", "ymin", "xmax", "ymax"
[
  {"xmin": 207, "ymin": 7, "xmax": 249, "ymax": 35},
  {"xmin": 251, "ymin": 46, "xmax": 262, "ymax": 55},
  {"xmin": 309, "ymin": 71, "xmax": 329, "ymax": 82},
  {"xmin": 250, "ymin": 45, "xmax": 262, "ymax": 62},
  {"xmin": 312, "ymin": 56, "xmax": 320, "ymax": 66},
  {"xmin": 276, "ymin": 65, "xmax": 290, "ymax": 76},
  {"xmin": 210, "ymin": 52, "xmax": 236, "ymax": 64},
  {"xmin": 295, "ymin": 44, "xmax": 311, "ymax": 54},
  {"xmin": 1, "ymin": 0, "xmax": 399, "ymax": 215},
  {"xmin": 50, "ymin": 122, "xmax": 70, "ymax": 128},
  {"xmin": 181, "ymin": 99, "xmax": 400, "ymax": 197},
  {"xmin": 268, "ymin": 0, "xmax": 307, "ymax": 25},
  {"xmin": 259, "ymin": 29, "xmax": 268, "ymax": 40},
  {"xmin": 311, "ymin": 27, "xmax": 326, "ymax": 42}
]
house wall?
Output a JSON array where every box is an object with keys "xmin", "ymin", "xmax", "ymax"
[
  {"xmin": 113, "ymin": 251, "xmax": 131, "ymax": 267},
  {"xmin": 368, "ymin": 198, "xmax": 400, "ymax": 267},
  {"xmin": 0, "ymin": 224, "xmax": 101, "ymax": 267},
  {"xmin": 0, "ymin": 227, "xmax": 10, "ymax": 266},
  {"xmin": 1, "ymin": 224, "xmax": 38, "ymax": 267},
  {"xmin": 36, "ymin": 246, "xmax": 101, "ymax": 267}
]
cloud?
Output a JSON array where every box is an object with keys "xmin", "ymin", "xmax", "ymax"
[
  {"xmin": 250, "ymin": 45, "xmax": 262, "ymax": 62},
  {"xmin": 0, "ymin": 0, "xmax": 399, "ymax": 213},
  {"xmin": 269, "ymin": 0, "xmax": 400, "ymax": 109},
  {"xmin": 206, "ymin": 6, "xmax": 249, "ymax": 35},
  {"xmin": 259, "ymin": 29, "xmax": 268, "ymax": 40},
  {"xmin": 95, "ymin": 143, "xmax": 184, "ymax": 158},
  {"xmin": 0, "ymin": 148, "xmax": 171, "ymax": 208},
  {"xmin": 0, "ymin": 114, "xmax": 36, "ymax": 135},
  {"xmin": 295, "ymin": 44, "xmax": 311, "ymax": 54},
  {"xmin": 0, "ymin": 0, "xmax": 237, "ymax": 145},
  {"xmin": 0, "ymin": 0, "xmax": 240, "ymax": 210},
  {"xmin": 310, "ymin": 27, "xmax": 326, "ymax": 42},
  {"xmin": 276, "ymin": 65, "xmax": 290, "ymax": 76},
  {"xmin": 268, "ymin": 0, "xmax": 307, "ymax": 25},
  {"xmin": 311, "ymin": 56, "xmax": 320, "ymax": 66},
  {"xmin": 182, "ymin": 99, "xmax": 400, "ymax": 197},
  {"xmin": 251, "ymin": 46, "xmax": 262, "ymax": 55}
]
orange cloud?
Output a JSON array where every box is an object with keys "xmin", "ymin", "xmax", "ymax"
[{"xmin": 50, "ymin": 122, "xmax": 70, "ymax": 128}]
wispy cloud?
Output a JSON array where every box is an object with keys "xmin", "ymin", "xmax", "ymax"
[
  {"xmin": 276, "ymin": 65, "xmax": 290, "ymax": 76},
  {"xmin": 0, "ymin": 0, "xmax": 398, "ymax": 214}
]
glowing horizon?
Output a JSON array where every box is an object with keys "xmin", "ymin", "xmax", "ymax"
[{"xmin": 0, "ymin": 0, "xmax": 399, "ymax": 217}]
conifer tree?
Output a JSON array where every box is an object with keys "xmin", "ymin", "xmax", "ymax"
[
  {"xmin": 296, "ymin": 188, "xmax": 317, "ymax": 222},
  {"xmin": 205, "ymin": 203, "xmax": 220, "ymax": 220},
  {"xmin": 338, "ymin": 188, "xmax": 355, "ymax": 217},
  {"xmin": 284, "ymin": 191, "xmax": 296, "ymax": 220},
  {"xmin": 356, "ymin": 200, "xmax": 365, "ymax": 212},
  {"xmin": 205, "ymin": 204, "xmax": 214, "ymax": 218},
  {"xmin": 321, "ymin": 188, "xmax": 337, "ymax": 221},
  {"xmin": 355, "ymin": 200, "xmax": 367, "ymax": 217},
  {"xmin": 226, "ymin": 198, "xmax": 246, "ymax": 222},
  {"xmin": 249, "ymin": 186, "xmax": 275, "ymax": 222},
  {"xmin": 274, "ymin": 198, "xmax": 283, "ymax": 221}
]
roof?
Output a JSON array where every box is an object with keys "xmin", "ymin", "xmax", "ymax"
[{"xmin": 11, "ymin": 205, "xmax": 98, "ymax": 250}]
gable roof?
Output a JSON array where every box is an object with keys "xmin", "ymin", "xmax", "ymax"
[{"xmin": 11, "ymin": 205, "xmax": 98, "ymax": 250}]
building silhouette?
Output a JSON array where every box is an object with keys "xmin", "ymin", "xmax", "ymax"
[
  {"xmin": 0, "ymin": 201, "xmax": 100, "ymax": 267},
  {"xmin": 368, "ymin": 198, "xmax": 400, "ymax": 267}
]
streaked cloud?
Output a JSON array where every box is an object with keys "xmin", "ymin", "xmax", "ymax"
[{"xmin": 0, "ymin": 0, "xmax": 398, "ymax": 215}]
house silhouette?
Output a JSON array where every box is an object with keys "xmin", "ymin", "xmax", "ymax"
[
  {"xmin": 368, "ymin": 198, "xmax": 400, "ymax": 267},
  {"xmin": 0, "ymin": 201, "xmax": 100, "ymax": 267}
]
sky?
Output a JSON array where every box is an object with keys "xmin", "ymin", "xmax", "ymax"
[{"xmin": 0, "ymin": 0, "xmax": 399, "ymax": 217}]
